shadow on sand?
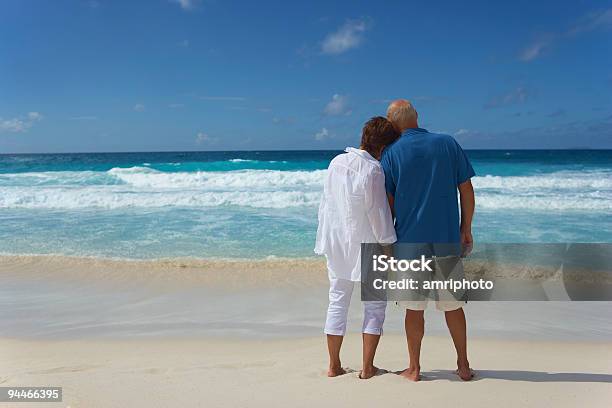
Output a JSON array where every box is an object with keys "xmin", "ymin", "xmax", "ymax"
[{"xmin": 420, "ymin": 369, "xmax": 612, "ymax": 383}]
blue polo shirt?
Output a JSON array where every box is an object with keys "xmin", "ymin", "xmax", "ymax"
[{"xmin": 381, "ymin": 128, "xmax": 475, "ymax": 245}]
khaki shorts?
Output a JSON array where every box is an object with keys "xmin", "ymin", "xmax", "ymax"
[
  {"xmin": 397, "ymin": 300, "xmax": 466, "ymax": 312},
  {"xmin": 396, "ymin": 255, "xmax": 466, "ymax": 311}
]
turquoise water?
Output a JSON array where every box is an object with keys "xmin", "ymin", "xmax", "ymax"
[{"xmin": 0, "ymin": 150, "xmax": 610, "ymax": 259}]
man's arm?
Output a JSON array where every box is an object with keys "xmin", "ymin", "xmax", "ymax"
[{"xmin": 458, "ymin": 179, "xmax": 475, "ymax": 253}]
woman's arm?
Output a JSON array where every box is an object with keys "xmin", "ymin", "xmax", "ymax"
[{"xmin": 365, "ymin": 169, "xmax": 397, "ymax": 244}]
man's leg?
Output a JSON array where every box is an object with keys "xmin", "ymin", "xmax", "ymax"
[
  {"xmin": 400, "ymin": 309, "xmax": 425, "ymax": 381},
  {"xmin": 444, "ymin": 307, "xmax": 473, "ymax": 381},
  {"xmin": 324, "ymin": 278, "xmax": 354, "ymax": 377},
  {"xmin": 360, "ymin": 301, "xmax": 386, "ymax": 379}
]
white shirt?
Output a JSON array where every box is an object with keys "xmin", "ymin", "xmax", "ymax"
[{"xmin": 314, "ymin": 147, "xmax": 397, "ymax": 281}]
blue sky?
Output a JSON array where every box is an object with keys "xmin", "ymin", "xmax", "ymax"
[{"xmin": 1, "ymin": 0, "xmax": 611, "ymax": 152}]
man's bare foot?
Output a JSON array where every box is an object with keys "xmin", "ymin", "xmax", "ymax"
[
  {"xmin": 327, "ymin": 366, "xmax": 347, "ymax": 377},
  {"xmin": 399, "ymin": 366, "xmax": 420, "ymax": 381},
  {"xmin": 456, "ymin": 365, "xmax": 474, "ymax": 381},
  {"xmin": 358, "ymin": 365, "xmax": 379, "ymax": 379}
]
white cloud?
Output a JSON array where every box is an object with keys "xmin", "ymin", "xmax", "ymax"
[
  {"xmin": 0, "ymin": 112, "xmax": 43, "ymax": 133},
  {"xmin": 520, "ymin": 8, "xmax": 612, "ymax": 61},
  {"xmin": 28, "ymin": 112, "xmax": 43, "ymax": 121},
  {"xmin": 168, "ymin": 103, "xmax": 184, "ymax": 108},
  {"xmin": 323, "ymin": 94, "xmax": 351, "ymax": 116},
  {"xmin": 133, "ymin": 103, "xmax": 145, "ymax": 112},
  {"xmin": 520, "ymin": 35, "xmax": 555, "ymax": 61},
  {"xmin": 568, "ymin": 8, "xmax": 612, "ymax": 35},
  {"xmin": 451, "ymin": 128, "xmax": 485, "ymax": 142},
  {"xmin": 321, "ymin": 19, "xmax": 368, "ymax": 55},
  {"xmin": 0, "ymin": 118, "xmax": 28, "ymax": 133},
  {"xmin": 195, "ymin": 132, "xmax": 218, "ymax": 145},
  {"xmin": 171, "ymin": 0, "xmax": 196, "ymax": 11},
  {"xmin": 314, "ymin": 128, "xmax": 330, "ymax": 141}
]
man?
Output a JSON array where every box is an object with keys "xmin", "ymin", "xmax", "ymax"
[{"xmin": 381, "ymin": 99, "xmax": 476, "ymax": 381}]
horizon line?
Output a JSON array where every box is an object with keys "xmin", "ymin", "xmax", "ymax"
[{"xmin": 0, "ymin": 147, "xmax": 610, "ymax": 155}]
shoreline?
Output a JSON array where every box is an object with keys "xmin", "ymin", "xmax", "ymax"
[
  {"xmin": 0, "ymin": 253, "xmax": 329, "ymax": 289},
  {"xmin": 1, "ymin": 253, "xmax": 610, "ymax": 289},
  {"xmin": 1, "ymin": 253, "xmax": 611, "ymax": 341}
]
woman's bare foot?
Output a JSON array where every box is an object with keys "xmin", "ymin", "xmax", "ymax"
[
  {"xmin": 399, "ymin": 366, "xmax": 420, "ymax": 381},
  {"xmin": 358, "ymin": 365, "xmax": 379, "ymax": 379},
  {"xmin": 455, "ymin": 365, "xmax": 474, "ymax": 381},
  {"xmin": 327, "ymin": 366, "xmax": 347, "ymax": 377}
]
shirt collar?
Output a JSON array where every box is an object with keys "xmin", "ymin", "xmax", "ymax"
[
  {"xmin": 402, "ymin": 127, "xmax": 428, "ymax": 136},
  {"xmin": 345, "ymin": 147, "xmax": 378, "ymax": 162}
]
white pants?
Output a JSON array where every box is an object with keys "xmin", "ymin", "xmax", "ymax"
[{"xmin": 324, "ymin": 278, "xmax": 386, "ymax": 336}]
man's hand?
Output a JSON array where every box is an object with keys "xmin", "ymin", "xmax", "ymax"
[
  {"xmin": 460, "ymin": 227, "xmax": 473, "ymax": 257},
  {"xmin": 461, "ymin": 227, "xmax": 473, "ymax": 246},
  {"xmin": 381, "ymin": 243, "xmax": 394, "ymax": 257}
]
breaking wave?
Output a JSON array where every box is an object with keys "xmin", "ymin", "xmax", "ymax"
[{"xmin": 0, "ymin": 167, "xmax": 609, "ymax": 210}]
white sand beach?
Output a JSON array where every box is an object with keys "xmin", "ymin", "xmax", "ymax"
[
  {"xmin": 1, "ymin": 335, "xmax": 611, "ymax": 408},
  {"xmin": 1, "ymin": 255, "xmax": 611, "ymax": 407}
]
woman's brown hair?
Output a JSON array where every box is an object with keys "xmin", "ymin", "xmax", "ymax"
[{"xmin": 360, "ymin": 116, "xmax": 400, "ymax": 158}]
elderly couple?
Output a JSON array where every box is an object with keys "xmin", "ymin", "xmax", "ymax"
[{"xmin": 315, "ymin": 99, "xmax": 476, "ymax": 381}]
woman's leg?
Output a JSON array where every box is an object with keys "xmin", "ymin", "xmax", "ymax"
[
  {"xmin": 324, "ymin": 278, "xmax": 354, "ymax": 377},
  {"xmin": 326, "ymin": 334, "xmax": 344, "ymax": 376},
  {"xmin": 360, "ymin": 301, "xmax": 386, "ymax": 378}
]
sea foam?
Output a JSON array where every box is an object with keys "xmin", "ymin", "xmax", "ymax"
[{"xmin": 0, "ymin": 167, "xmax": 609, "ymax": 211}]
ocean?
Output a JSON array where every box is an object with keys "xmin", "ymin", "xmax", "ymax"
[{"xmin": 0, "ymin": 150, "xmax": 610, "ymax": 260}]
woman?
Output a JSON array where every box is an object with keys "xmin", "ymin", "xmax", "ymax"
[{"xmin": 315, "ymin": 116, "xmax": 399, "ymax": 379}]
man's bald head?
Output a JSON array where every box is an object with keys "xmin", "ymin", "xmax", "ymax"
[{"xmin": 386, "ymin": 99, "xmax": 418, "ymax": 132}]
